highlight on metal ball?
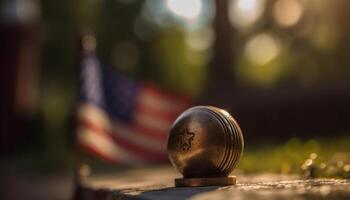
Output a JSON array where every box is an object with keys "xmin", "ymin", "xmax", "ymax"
[{"xmin": 167, "ymin": 106, "xmax": 244, "ymax": 187}]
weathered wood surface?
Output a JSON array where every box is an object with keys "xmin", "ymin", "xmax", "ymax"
[{"xmin": 75, "ymin": 166, "xmax": 350, "ymax": 200}]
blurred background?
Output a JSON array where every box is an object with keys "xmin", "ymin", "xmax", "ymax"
[{"xmin": 1, "ymin": 0, "xmax": 350, "ymax": 199}]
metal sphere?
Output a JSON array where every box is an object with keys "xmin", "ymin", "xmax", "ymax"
[{"xmin": 167, "ymin": 106, "xmax": 244, "ymax": 180}]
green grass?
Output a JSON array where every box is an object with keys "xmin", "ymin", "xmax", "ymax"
[{"xmin": 238, "ymin": 136, "xmax": 350, "ymax": 178}]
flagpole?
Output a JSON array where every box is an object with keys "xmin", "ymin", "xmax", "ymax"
[{"xmin": 72, "ymin": 31, "xmax": 96, "ymax": 200}]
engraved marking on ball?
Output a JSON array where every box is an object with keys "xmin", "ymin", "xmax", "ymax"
[{"xmin": 177, "ymin": 128, "xmax": 195, "ymax": 151}]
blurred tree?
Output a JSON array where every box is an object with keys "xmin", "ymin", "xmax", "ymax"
[
  {"xmin": 203, "ymin": 0, "xmax": 236, "ymax": 106},
  {"xmin": 40, "ymin": 0, "xmax": 77, "ymax": 166}
]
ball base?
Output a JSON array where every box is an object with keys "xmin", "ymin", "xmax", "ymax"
[{"xmin": 175, "ymin": 176, "xmax": 236, "ymax": 187}]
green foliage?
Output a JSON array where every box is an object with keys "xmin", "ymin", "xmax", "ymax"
[
  {"xmin": 152, "ymin": 29, "xmax": 209, "ymax": 96},
  {"xmin": 236, "ymin": 50, "xmax": 291, "ymax": 88}
]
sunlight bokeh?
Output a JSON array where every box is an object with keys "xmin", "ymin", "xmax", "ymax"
[
  {"xmin": 229, "ymin": 0, "xmax": 265, "ymax": 29},
  {"xmin": 245, "ymin": 33, "xmax": 281, "ymax": 66},
  {"xmin": 166, "ymin": 0, "xmax": 202, "ymax": 20},
  {"xmin": 273, "ymin": 0, "xmax": 303, "ymax": 27}
]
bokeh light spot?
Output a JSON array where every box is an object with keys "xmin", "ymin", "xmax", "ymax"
[
  {"xmin": 185, "ymin": 27, "xmax": 213, "ymax": 51},
  {"xmin": 245, "ymin": 33, "xmax": 280, "ymax": 66},
  {"xmin": 229, "ymin": 0, "xmax": 265, "ymax": 29},
  {"xmin": 273, "ymin": 0, "xmax": 303, "ymax": 27},
  {"xmin": 166, "ymin": 0, "xmax": 202, "ymax": 20}
]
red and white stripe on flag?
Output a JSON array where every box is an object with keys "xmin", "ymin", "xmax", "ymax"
[{"xmin": 77, "ymin": 83, "xmax": 192, "ymax": 164}]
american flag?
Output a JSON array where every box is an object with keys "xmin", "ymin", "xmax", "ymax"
[{"xmin": 77, "ymin": 52, "xmax": 192, "ymax": 164}]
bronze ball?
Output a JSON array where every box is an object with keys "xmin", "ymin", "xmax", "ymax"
[{"xmin": 167, "ymin": 106, "xmax": 244, "ymax": 187}]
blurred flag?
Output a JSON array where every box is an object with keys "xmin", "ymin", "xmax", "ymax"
[{"xmin": 77, "ymin": 52, "xmax": 192, "ymax": 164}]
